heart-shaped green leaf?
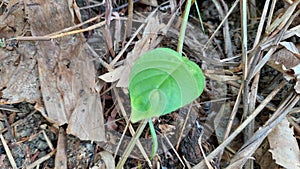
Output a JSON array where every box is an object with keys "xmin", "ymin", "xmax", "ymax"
[{"xmin": 129, "ymin": 48, "xmax": 205, "ymax": 123}]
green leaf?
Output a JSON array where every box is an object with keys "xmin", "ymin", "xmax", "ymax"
[{"xmin": 129, "ymin": 48, "xmax": 205, "ymax": 123}]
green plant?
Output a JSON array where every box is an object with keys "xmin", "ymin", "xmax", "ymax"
[
  {"xmin": 129, "ymin": 48, "xmax": 205, "ymax": 158},
  {"xmin": 116, "ymin": 1, "xmax": 205, "ymax": 168},
  {"xmin": 129, "ymin": 48, "xmax": 205, "ymax": 123}
]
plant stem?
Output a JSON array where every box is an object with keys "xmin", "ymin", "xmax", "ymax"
[
  {"xmin": 148, "ymin": 120, "xmax": 158, "ymax": 159},
  {"xmin": 177, "ymin": 0, "xmax": 192, "ymax": 54},
  {"xmin": 116, "ymin": 119, "xmax": 148, "ymax": 169}
]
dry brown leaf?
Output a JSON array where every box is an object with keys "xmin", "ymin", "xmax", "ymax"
[
  {"xmin": 99, "ymin": 66, "xmax": 125, "ymax": 83},
  {"xmin": 25, "ymin": 0, "xmax": 105, "ymax": 141},
  {"xmin": 268, "ymin": 43, "xmax": 300, "ymax": 93},
  {"xmin": 254, "ymin": 140, "xmax": 279, "ymax": 169},
  {"xmin": 1, "ymin": 0, "xmax": 105, "ymax": 142},
  {"xmin": 117, "ymin": 14, "xmax": 166, "ymax": 87},
  {"xmin": 0, "ymin": 42, "xmax": 41, "ymax": 104},
  {"xmin": 268, "ymin": 43, "xmax": 300, "ymax": 72},
  {"xmin": 67, "ymin": 94, "xmax": 105, "ymax": 141},
  {"xmin": 267, "ymin": 117, "xmax": 300, "ymax": 169},
  {"xmin": 292, "ymin": 64, "xmax": 300, "ymax": 93},
  {"xmin": 0, "ymin": 1, "xmax": 40, "ymax": 105},
  {"xmin": 279, "ymin": 42, "xmax": 300, "ymax": 59},
  {"xmin": 93, "ymin": 151, "xmax": 115, "ymax": 169},
  {"xmin": 99, "ymin": 13, "xmax": 165, "ymax": 87}
]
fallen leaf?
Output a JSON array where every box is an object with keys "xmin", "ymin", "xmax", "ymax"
[
  {"xmin": 99, "ymin": 66, "xmax": 125, "ymax": 83},
  {"xmin": 93, "ymin": 151, "xmax": 115, "ymax": 169},
  {"xmin": 25, "ymin": 0, "xmax": 105, "ymax": 141},
  {"xmin": 292, "ymin": 64, "xmax": 300, "ymax": 94},
  {"xmin": 268, "ymin": 43, "xmax": 300, "ymax": 89},
  {"xmin": 268, "ymin": 43, "xmax": 300, "ymax": 72},
  {"xmin": 279, "ymin": 41, "xmax": 300, "ymax": 59},
  {"xmin": 267, "ymin": 117, "xmax": 300, "ymax": 169},
  {"xmin": 67, "ymin": 94, "xmax": 105, "ymax": 142},
  {"xmin": 99, "ymin": 13, "xmax": 166, "ymax": 87},
  {"xmin": 254, "ymin": 140, "xmax": 279, "ymax": 169}
]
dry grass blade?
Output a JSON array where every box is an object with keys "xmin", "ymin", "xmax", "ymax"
[
  {"xmin": 266, "ymin": 0, "xmax": 300, "ymax": 35},
  {"xmin": 198, "ymin": 132, "xmax": 214, "ymax": 169},
  {"xmin": 226, "ymin": 92, "xmax": 300, "ymax": 168},
  {"xmin": 211, "ymin": 0, "xmax": 233, "ymax": 58},
  {"xmin": 204, "ymin": 0, "xmax": 239, "ymax": 49},
  {"xmin": 251, "ymin": 0, "xmax": 271, "ymax": 49},
  {"xmin": 55, "ymin": 128, "xmax": 67, "ymax": 169},
  {"xmin": 0, "ymin": 134, "xmax": 17, "ymax": 169},
  {"xmin": 192, "ymin": 80, "xmax": 287, "ymax": 168},
  {"xmin": 116, "ymin": 120, "xmax": 148, "ymax": 169},
  {"xmin": 112, "ymin": 87, "xmax": 152, "ymax": 168}
]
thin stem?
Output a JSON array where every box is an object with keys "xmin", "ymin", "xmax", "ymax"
[
  {"xmin": 148, "ymin": 120, "xmax": 158, "ymax": 159},
  {"xmin": 177, "ymin": 0, "xmax": 192, "ymax": 54}
]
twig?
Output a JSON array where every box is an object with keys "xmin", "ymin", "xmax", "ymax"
[
  {"xmin": 251, "ymin": 0, "xmax": 271, "ymax": 50},
  {"xmin": 175, "ymin": 103, "xmax": 192, "ymax": 150},
  {"xmin": 0, "ymin": 110, "xmax": 37, "ymax": 135},
  {"xmin": 26, "ymin": 149, "xmax": 56, "ymax": 169},
  {"xmin": 240, "ymin": 0, "xmax": 248, "ymax": 104},
  {"xmin": 0, "ymin": 105, "xmax": 20, "ymax": 112},
  {"xmin": 204, "ymin": 0, "xmax": 239, "ymax": 49},
  {"xmin": 198, "ymin": 132, "xmax": 214, "ymax": 169},
  {"xmin": 217, "ymin": 81, "xmax": 243, "ymax": 163},
  {"xmin": 0, "ymin": 134, "xmax": 17, "ymax": 169},
  {"xmin": 126, "ymin": 0, "xmax": 133, "ymax": 38},
  {"xmin": 42, "ymin": 130, "xmax": 54, "ymax": 150},
  {"xmin": 163, "ymin": 134, "xmax": 185, "ymax": 168}
]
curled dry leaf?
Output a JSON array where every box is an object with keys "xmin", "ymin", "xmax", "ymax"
[
  {"xmin": 99, "ymin": 13, "xmax": 166, "ymax": 87},
  {"xmin": 268, "ymin": 43, "xmax": 300, "ymax": 72},
  {"xmin": 268, "ymin": 43, "xmax": 300, "ymax": 93},
  {"xmin": 279, "ymin": 42, "xmax": 300, "ymax": 59},
  {"xmin": 93, "ymin": 151, "xmax": 115, "ymax": 169},
  {"xmin": 267, "ymin": 117, "xmax": 300, "ymax": 169},
  {"xmin": 291, "ymin": 64, "xmax": 300, "ymax": 94}
]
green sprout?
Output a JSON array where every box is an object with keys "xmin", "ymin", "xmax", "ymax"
[{"xmin": 129, "ymin": 48, "xmax": 205, "ymax": 158}]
